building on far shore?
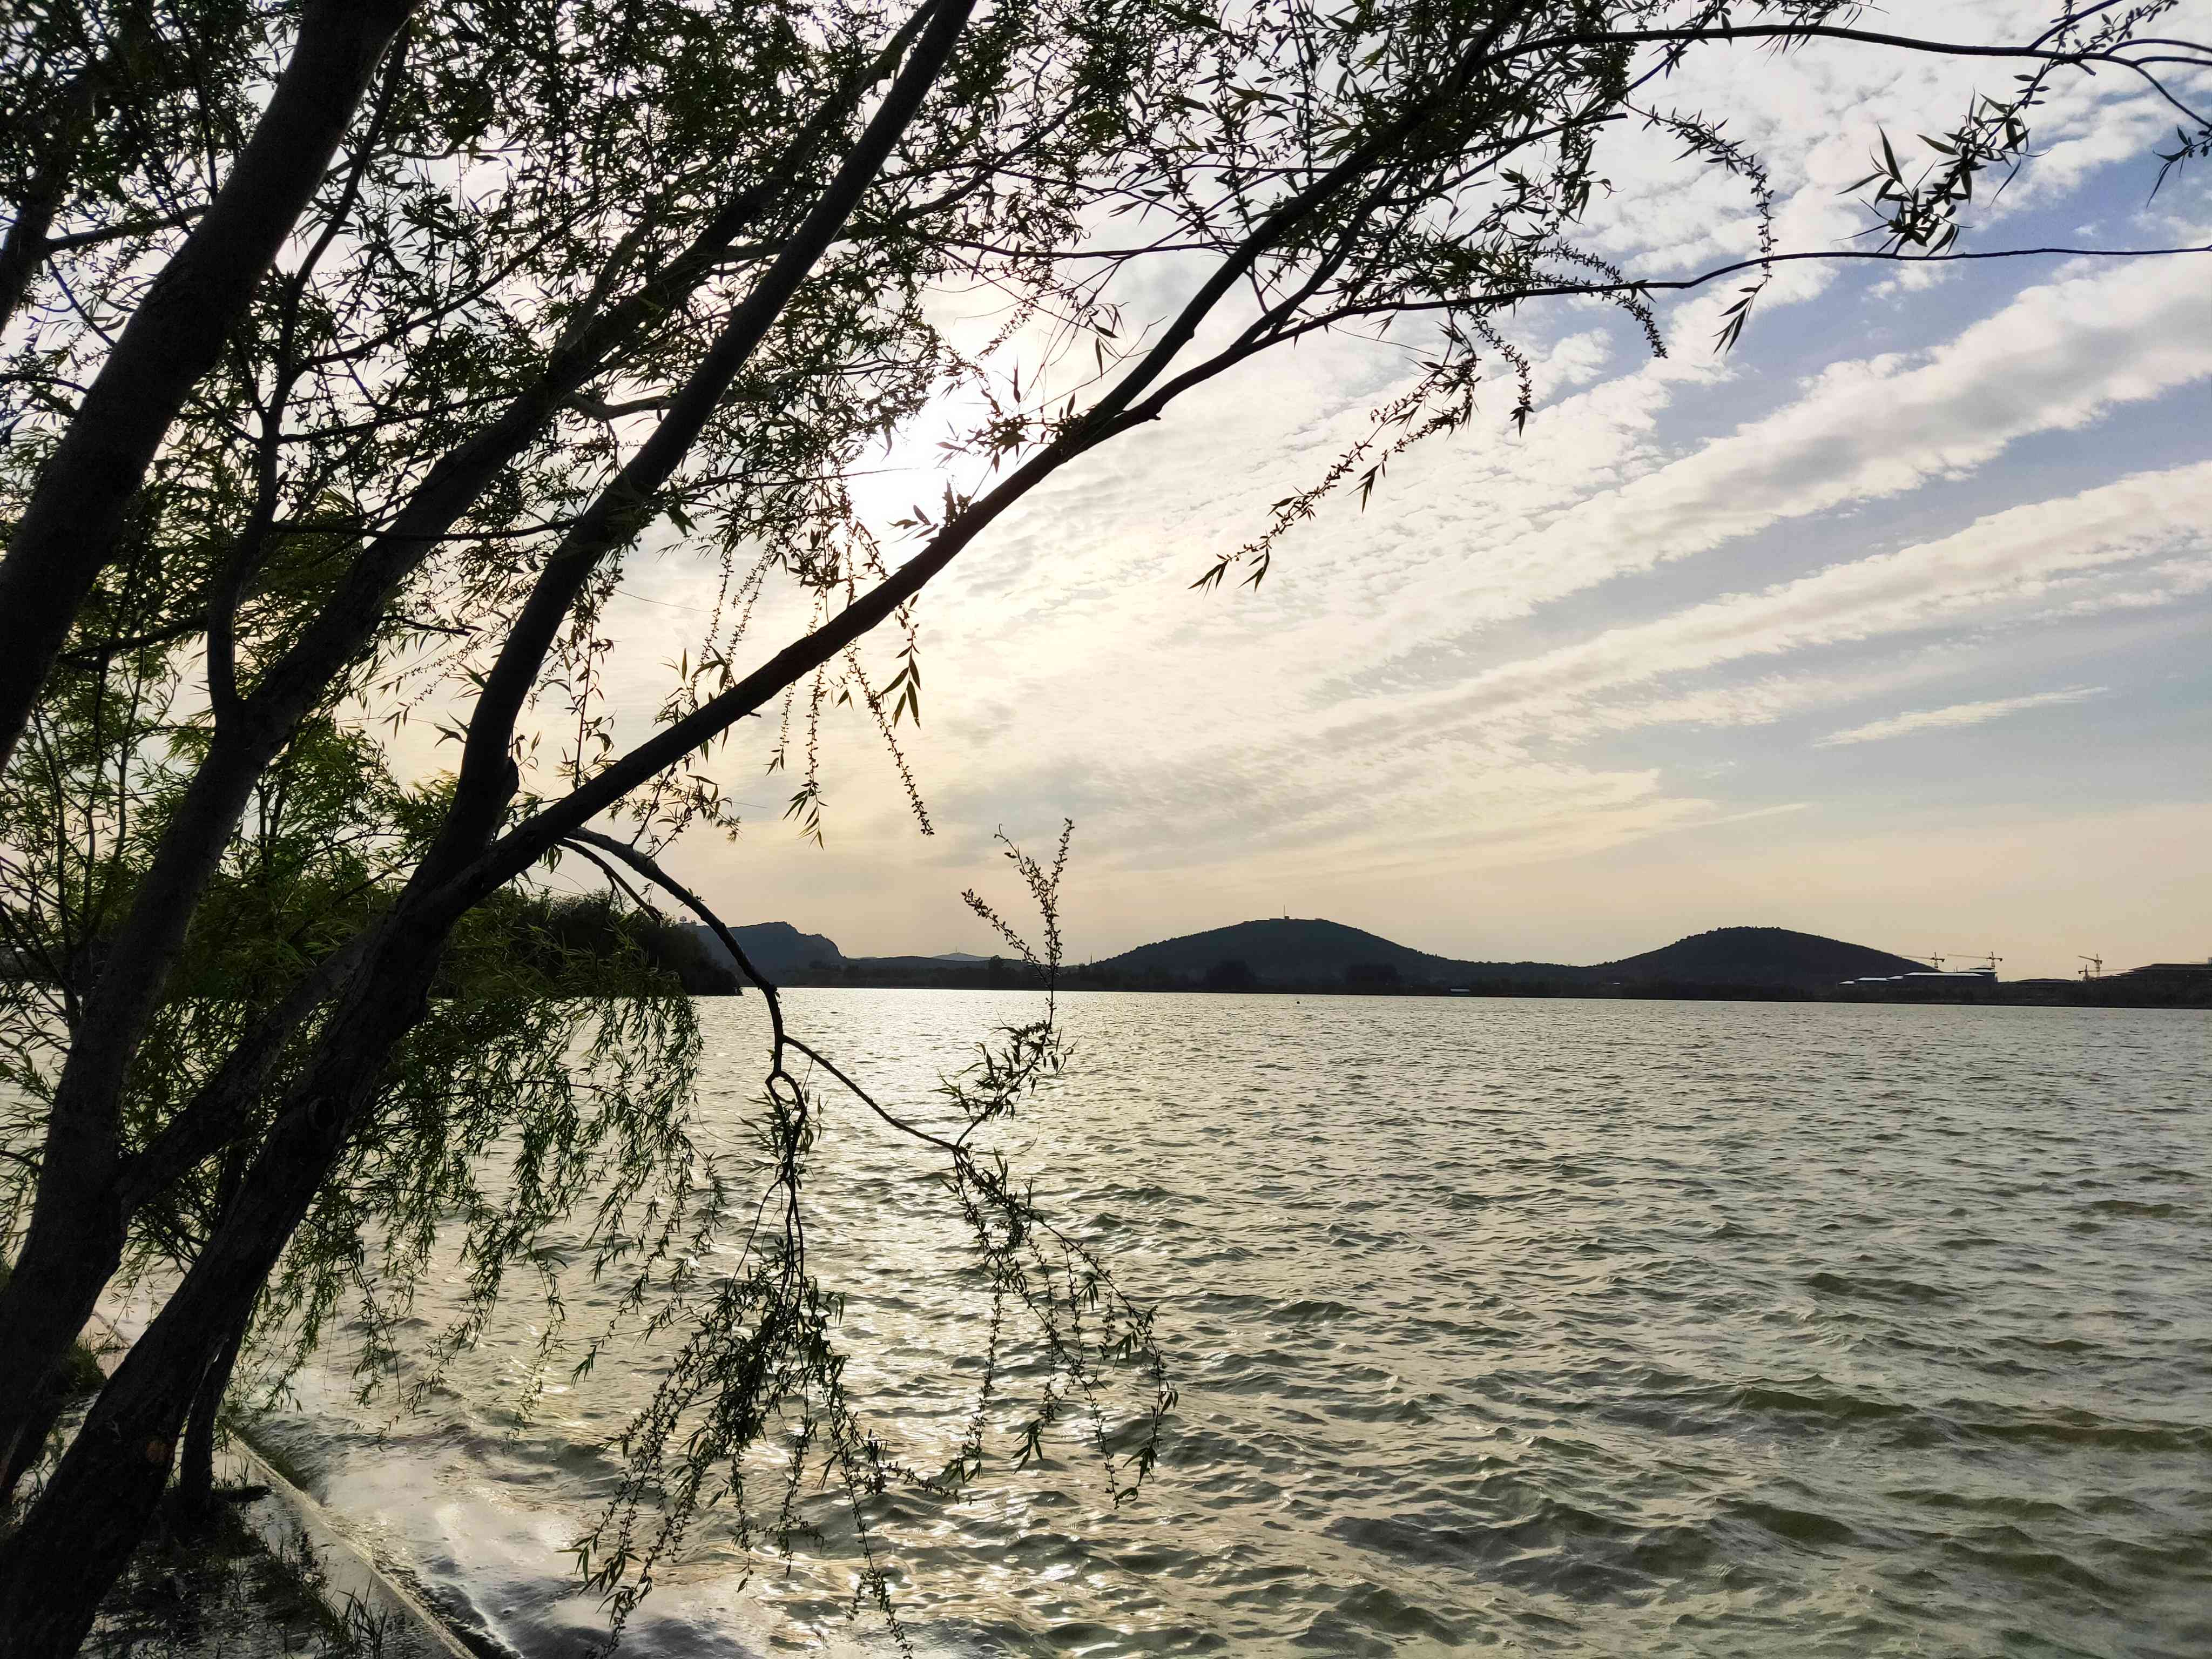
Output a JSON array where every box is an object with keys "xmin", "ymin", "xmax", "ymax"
[
  {"xmin": 1842, "ymin": 968, "xmax": 1999, "ymax": 987},
  {"xmin": 2112, "ymin": 958, "xmax": 2212, "ymax": 984}
]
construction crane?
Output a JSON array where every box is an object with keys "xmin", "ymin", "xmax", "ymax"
[
  {"xmin": 1921, "ymin": 952, "xmax": 1946, "ymax": 970},
  {"xmin": 1945, "ymin": 951, "xmax": 2004, "ymax": 973},
  {"xmin": 2079, "ymin": 954, "xmax": 2103, "ymax": 980}
]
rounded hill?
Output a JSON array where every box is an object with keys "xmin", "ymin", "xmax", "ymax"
[
  {"xmin": 1596, "ymin": 927, "xmax": 1928, "ymax": 989},
  {"xmin": 1094, "ymin": 918, "xmax": 1465, "ymax": 984}
]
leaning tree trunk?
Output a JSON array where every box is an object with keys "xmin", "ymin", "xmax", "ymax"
[
  {"xmin": 0, "ymin": 0, "xmax": 972, "ymax": 1474},
  {"xmin": 0, "ymin": 0, "xmax": 419, "ymax": 778},
  {"xmin": 174, "ymin": 1312, "xmax": 249, "ymax": 1526},
  {"xmin": 0, "ymin": 0, "xmax": 421, "ymax": 1453},
  {"xmin": 0, "ymin": 1169, "xmax": 127, "ymax": 1496},
  {"xmin": 175, "ymin": 1149, "xmax": 253, "ymax": 1525},
  {"xmin": 0, "ymin": 960, "xmax": 341, "ymax": 1500},
  {"xmin": 0, "ymin": 712, "xmax": 382, "ymax": 1496},
  {"xmin": 0, "ymin": 934, "xmax": 438, "ymax": 1659}
]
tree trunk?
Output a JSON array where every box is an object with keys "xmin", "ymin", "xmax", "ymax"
[
  {"xmin": 0, "ymin": 716, "xmax": 347, "ymax": 1495},
  {"xmin": 0, "ymin": 930, "xmax": 439, "ymax": 1657},
  {"xmin": 0, "ymin": 5, "xmax": 416, "ymax": 1454},
  {"xmin": 174, "ymin": 1312, "xmax": 248, "ymax": 1526},
  {"xmin": 0, "ymin": 1392, "xmax": 66, "ymax": 1503},
  {"xmin": 0, "ymin": 1161, "xmax": 125, "ymax": 1498},
  {"xmin": 175, "ymin": 1148, "xmax": 253, "ymax": 1525},
  {"xmin": 0, "ymin": 4, "xmax": 971, "ymax": 1610},
  {"xmin": 0, "ymin": 49, "xmax": 105, "ymax": 333},
  {"xmin": 0, "ymin": 0, "xmax": 419, "ymax": 777},
  {"xmin": 0, "ymin": 1290, "xmax": 219, "ymax": 1658},
  {"xmin": 0, "ymin": 934, "xmax": 363, "ymax": 1501},
  {"xmin": 0, "ymin": 1, "xmax": 956, "ymax": 1448}
]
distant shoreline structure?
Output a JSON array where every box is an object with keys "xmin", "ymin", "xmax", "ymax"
[{"xmin": 677, "ymin": 921, "xmax": 2212, "ymax": 1010}]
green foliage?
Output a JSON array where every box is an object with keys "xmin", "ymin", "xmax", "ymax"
[
  {"xmin": 0, "ymin": 690, "xmax": 719, "ymax": 1432},
  {"xmin": 0, "ymin": 2, "xmax": 268, "ymax": 331},
  {"xmin": 258, "ymin": 965, "xmax": 708, "ymax": 1428},
  {"xmin": 458, "ymin": 888, "xmax": 741, "ymax": 999}
]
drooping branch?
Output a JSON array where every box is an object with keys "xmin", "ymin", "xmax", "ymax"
[
  {"xmin": 115, "ymin": 926, "xmax": 380, "ymax": 1213},
  {"xmin": 561, "ymin": 827, "xmax": 778, "ymax": 1012},
  {"xmin": 1081, "ymin": 1, "xmax": 1542, "ymax": 436}
]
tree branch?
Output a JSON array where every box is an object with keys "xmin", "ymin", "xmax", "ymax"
[
  {"xmin": 427, "ymin": 0, "xmax": 978, "ymax": 878},
  {"xmin": 0, "ymin": 0, "xmax": 421, "ymax": 777}
]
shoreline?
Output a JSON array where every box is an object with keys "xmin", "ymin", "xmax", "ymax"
[
  {"xmin": 740, "ymin": 976, "xmax": 2212, "ymax": 1010},
  {"xmin": 76, "ymin": 1311, "xmax": 481, "ymax": 1659}
]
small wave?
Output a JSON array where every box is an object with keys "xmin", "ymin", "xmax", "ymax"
[
  {"xmin": 2082, "ymin": 1198, "xmax": 2189, "ymax": 1218},
  {"xmin": 1939, "ymin": 1533, "xmax": 2121, "ymax": 1597},
  {"xmin": 1802, "ymin": 1271, "xmax": 1957, "ymax": 1305},
  {"xmin": 1953, "ymin": 1411, "xmax": 2212, "ymax": 1454},
  {"xmin": 1729, "ymin": 1379, "xmax": 1912, "ymax": 1423},
  {"xmin": 1321, "ymin": 1582, "xmax": 1465, "ymax": 1644},
  {"xmin": 1273, "ymin": 1297, "xmax": 1358, "ymax": 1325},
  {"xmin": 1324, "ymin": 1513, "xmax": 1492, "ymax": 1569},
  {"xmin": 1727, "ymin": 1499, "xmax": 1860, "ymax": 1550},
  {"xmin": 1885, "ymin": 1486, "xmax": 2079, "ymax": 1523}
]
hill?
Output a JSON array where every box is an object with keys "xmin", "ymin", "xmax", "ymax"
[
  {"xmin": 1093, "ymin": 918, "xmax": 1472, "ymax": 986},
  {"xmin": 679, "ymin": 921, "xmax": 846, "ymax": 985},
  {"xmin": 1596, "ymin": 927, "xmax": 1927, "ymax": 990},
  {"xmin": 1088, "ymin": 918, "xmax": 1573, "ymax": 990},
  {"xmin": 658, "ymin": 916, "xmax": 2195, "ymax": 1004}
]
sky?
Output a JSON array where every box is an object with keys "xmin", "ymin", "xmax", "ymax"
[{"xmin": 544, "ymin": 3, "xmax": 2212, "ymax": 982}]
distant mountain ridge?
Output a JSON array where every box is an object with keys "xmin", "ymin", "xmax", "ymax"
[
  {"xmin": 680, "ymin": 916, "xmax": 1929, "ymax": 994},
  {"xmin": 1092, "ymin": 918, "xmax": 1556, "ymax": 987},
  {"xmin": 642, "ymin": 916, "xmax": 2197, "ymax": 1004},
  {"xmin": 1085, "ymin": 920, "xmax": 1927, "ymax": 993}
]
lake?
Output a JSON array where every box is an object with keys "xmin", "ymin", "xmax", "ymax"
[{"xmin": 252, "ymin": 991, "xmax": 2210, "ymax": 1657}]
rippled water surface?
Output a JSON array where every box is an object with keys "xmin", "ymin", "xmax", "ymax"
[{"xmin": 260, "ymin": 992, "xmax": 2210, "ymax": 1657}]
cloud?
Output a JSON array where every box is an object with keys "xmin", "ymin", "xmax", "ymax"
[
  {"xmin": 1326, "ymin": 461, "xmax": 2212, "ymax": 747},
  {"xmin": 1814, "ymin": 685, "xmax": 2110, "ymax": 748},
  {"xmin": 914, "ymin": 456, "xmax": 2203, "ymax": 894},
  {"xmin": 645, "ymin": 316, "xmax": 2212, "ymax": 950},
  {"xmin": 1337, "ymin": 252, "xmax": 2212, "ymax": 660}
]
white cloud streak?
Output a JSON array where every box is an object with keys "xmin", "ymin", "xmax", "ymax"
[{"xmin": 1815, "ymin": 685, "xmax": 2111, "ymax": 748}]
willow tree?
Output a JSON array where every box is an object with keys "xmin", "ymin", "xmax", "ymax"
[
  {"xmin": 0, "ymin": 692, "xmax": 712, "ymax": 1528},
  {"xmin": 3, "ymin": 0, "xmax": 2209, "ymax": 1651}
]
